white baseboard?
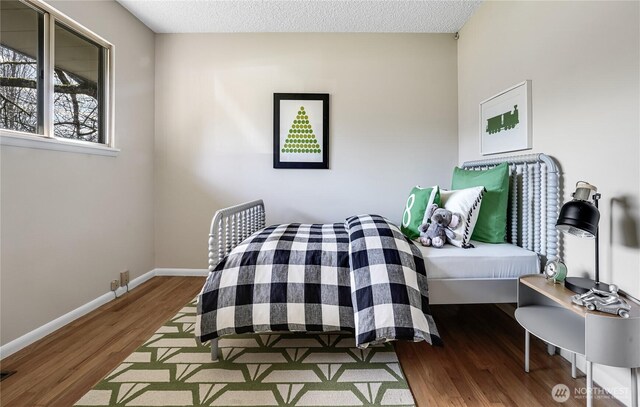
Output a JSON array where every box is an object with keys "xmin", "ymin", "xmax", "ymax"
[
  {"xmin": 155, "ymin": 268, "xmax": 208, "ymax": 277},
  {"xmin": 0, "ymin": 268, "xmax": 207, "ymax": 360}
]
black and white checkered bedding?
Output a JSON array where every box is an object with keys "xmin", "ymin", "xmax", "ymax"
[
  {"xmin": 196, "ymin": 216, "xmax": 441, "ymax": 348},
  {"xmin": 197, "ymin": 223, "xmax": 354, "ymax": 342},
  {"xmin": 346, "ymin": 214, "xmax": 441, "ymax": 347}
]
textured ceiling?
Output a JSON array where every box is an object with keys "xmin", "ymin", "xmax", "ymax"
[{"xmin": 116, "ymin": 0, "xmax": 482, "ymax": 33}]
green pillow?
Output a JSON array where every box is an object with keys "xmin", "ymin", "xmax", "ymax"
[
  {"xmin": 400, "ymin": 185, "xmax": 440, "ymax": 240},
  {"xmin": 452, "ymin": 162, "xmax": 510, "ymax": 243}
]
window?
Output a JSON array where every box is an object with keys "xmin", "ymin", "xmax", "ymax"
[
  {"xmin": 0, "ymin": 0, "xmax": 114, "ymax": 151},
  {"xmin": 54, "ymin": 23, "xmax": 105, "ymax": 143},
  {"xmin": 0, "ymin": 1, "xmax": 43, "ymax": 134}
]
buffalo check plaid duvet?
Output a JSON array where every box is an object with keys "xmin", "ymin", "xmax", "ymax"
[
  {"xmin": 346, "ymin": 214, "xmax": 441, "ymax": 347},
  {"xmin": 197, "ymin": 215, "xmax": 441, "ymax": 348}
]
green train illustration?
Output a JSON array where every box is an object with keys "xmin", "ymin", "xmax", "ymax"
[{"xmin": 486, "ymin": 105, "xmax": 519, "ymax": 134}]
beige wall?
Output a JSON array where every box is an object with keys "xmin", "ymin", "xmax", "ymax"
[
  {"xmin": 154, "ymin": 34, "xmax": 459, "ymax": 268},
  {"xmin": 459, "ymin": 0, "xmax": 639, "ymax": 298},
  {"xmin": 0, "ymin": 0, "xmax": 155, "ymax": 345},
  {"xmin": 458, "ymin": 2, "xmax": 639, "ymax": 403}
]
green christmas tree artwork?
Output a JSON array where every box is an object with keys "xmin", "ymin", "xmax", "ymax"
[{"xmin": 281, "ymin": 106, "xmax": 321, "ymax": 154}]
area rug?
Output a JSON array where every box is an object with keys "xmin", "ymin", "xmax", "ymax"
[{"xmin": 75, "ymin": 298, "xmax": 415, "ymax": 406}]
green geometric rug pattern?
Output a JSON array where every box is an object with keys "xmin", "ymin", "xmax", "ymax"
[{"xmin": 75, "ymin": 298, "xmax": 415, "ymax": 406}]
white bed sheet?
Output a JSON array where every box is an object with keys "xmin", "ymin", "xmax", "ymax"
[{"xmin": 417, "ymin": 240, "xmax": 540, "ymax": 280}]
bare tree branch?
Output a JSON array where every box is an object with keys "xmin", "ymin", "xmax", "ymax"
[
  {"xmin": 0, "ymin": 77, "xmax": 97, "ymax": 98},
  {"xmin": 0, "ymin": 93, "xmax": 32, "ymax": 116},
  {"xmin": 0, "ymin": 61, "xmax": 36, "ymax": 66}
]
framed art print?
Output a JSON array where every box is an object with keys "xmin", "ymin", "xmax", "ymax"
[
  {"xmin": 274, "ymin": 93, "xmax": 329, "ymax": 169},
  {"xmin": 480, "ymin": 80, "xmax": 532, "ymax": 155}
]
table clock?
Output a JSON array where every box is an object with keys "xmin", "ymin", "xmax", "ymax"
[{"xmin": 544, "ymin": 258, "xmax": 567, "ymax": 284}]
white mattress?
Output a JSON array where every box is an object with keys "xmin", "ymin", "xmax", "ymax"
[{"xmin": 416, "ymin": 240, "xmax": 540, "ymax": 280}]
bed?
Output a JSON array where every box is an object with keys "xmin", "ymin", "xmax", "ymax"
[
  {"xmin": 426, "ymin": 153, "xmax": 560, "ymax": 304},
  {"xmin": 197, "ymin": 153, "xmax": 560, "ymax": 359}
]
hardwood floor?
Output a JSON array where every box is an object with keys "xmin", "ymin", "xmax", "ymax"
[
  {"xmin": 0, "ymin": 276, "xmax": 205, "ymax": 407},
  {"xmin": 396, "ymin": 304, "xmax": 623, "ymax": 406},
  {"xmin": 0, "ymin": 277, "xmax": 623, "ymax": 406}
]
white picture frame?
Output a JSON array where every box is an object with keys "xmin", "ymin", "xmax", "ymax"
[{"xmin": 480, "ymin": 80, "xmax": 532, "ymax": 155}]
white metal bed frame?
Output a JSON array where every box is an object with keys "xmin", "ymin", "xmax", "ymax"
[
  {"xmin": 428, "ymin": 153, "xmax": 560, "ymax": 304},
  {"xmin": 208, "ymin": 199, "xmax": 267, "ymax": 271},
  {"xmin": 205, "ymin": 153, "xmax": 560, "ymax": 357}
]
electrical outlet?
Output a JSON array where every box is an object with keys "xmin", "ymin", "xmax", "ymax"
[
  {"xmin": 120, "ymin": 270, "xmax": 130, "ymax": 286},
  {"xmin": 110, "ymin": 279, "xmax": 119, "ymax": 291}
]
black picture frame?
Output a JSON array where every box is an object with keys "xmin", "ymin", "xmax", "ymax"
[{"xmin": 274, "ymin": 93, "xmax": 329, "ymax": 169}]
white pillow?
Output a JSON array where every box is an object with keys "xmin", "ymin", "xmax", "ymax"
[{"xmin": 441, "ymin": 186, "xmax": 485, "ymax": 248}]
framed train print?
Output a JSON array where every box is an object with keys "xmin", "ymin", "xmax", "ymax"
[
  {"xmin": 480, "ymin": 80, "xmax": 532, "ymax": 155},
  {"xmin": 274, "ymin": 93, "xmax": 329, "ymax": 169}
]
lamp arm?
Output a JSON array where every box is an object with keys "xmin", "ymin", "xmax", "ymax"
[{"xmin": 594, "ymin": 193, "xmax": 601, "ymax": 284}]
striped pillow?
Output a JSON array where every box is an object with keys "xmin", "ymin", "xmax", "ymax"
[{"xmin": 441, "ymin": 186, "xmax": 485, "ymax": 248}]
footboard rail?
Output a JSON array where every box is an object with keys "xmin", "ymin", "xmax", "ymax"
[{"xmin": 208, "ymin": 200, "xmax": 266, "ymax": 271}]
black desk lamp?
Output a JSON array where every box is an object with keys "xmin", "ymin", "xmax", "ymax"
[{"xmin": 556, "ymin": 181, "xmax": 607, "ymax": 294}]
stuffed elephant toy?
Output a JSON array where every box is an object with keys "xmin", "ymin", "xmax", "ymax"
[{"xmin": 419, "ymin": 204, "xmax": 461, "ymax": 248}]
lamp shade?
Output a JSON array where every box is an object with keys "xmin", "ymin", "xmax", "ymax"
[{"xmin": 556, "ymin": 198, "xmax": 600, "ymax": 238}]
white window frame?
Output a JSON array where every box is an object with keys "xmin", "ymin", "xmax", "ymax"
[{"xmin": 0, "ymin": 0, "xmax": 117, "ymax": 156}]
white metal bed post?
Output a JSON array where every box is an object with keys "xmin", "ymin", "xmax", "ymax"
[
  {"xmin": 210, "ymin": 338, "xmax": 219, "ymax": 361},
  {"xmin": 463, "ymin": 154, "xmax": 561, "ymax": 358},
  {"xmin": 207, "ymin": 200, "xmax": 265, "ymax": 361}
]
